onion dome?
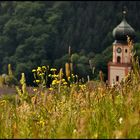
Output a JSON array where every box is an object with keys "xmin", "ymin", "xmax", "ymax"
[{"xmin": 113, "ymin": 11, "xmax": 135, "ymax": 43}]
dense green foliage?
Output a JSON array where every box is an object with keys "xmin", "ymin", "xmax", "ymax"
[{"xmin": 0, "ymin": 1, "xmax": 140, "ymax": 84}]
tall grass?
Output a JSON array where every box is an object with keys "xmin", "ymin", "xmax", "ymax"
[{"xmin": 0, "ymin": 78, "xmax": 139, "ymax": 139}]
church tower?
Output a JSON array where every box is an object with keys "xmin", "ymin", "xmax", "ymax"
[{"xmin": 108, "ymin": 11, "xmax": 135, "ymax": 85}]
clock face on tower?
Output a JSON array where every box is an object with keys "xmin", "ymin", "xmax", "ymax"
[{"xmin": 117, "ymin": 47, "xmax": 122, "ymax": 53}]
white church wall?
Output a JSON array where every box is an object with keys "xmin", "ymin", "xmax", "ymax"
[{"xmin": 109, "ymin": 66, "xmax": 129, "ymax": 85}]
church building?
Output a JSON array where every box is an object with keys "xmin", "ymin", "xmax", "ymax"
[{"xmin": 108, "ymin": 11, "xmax": 135, "ymax": 85}]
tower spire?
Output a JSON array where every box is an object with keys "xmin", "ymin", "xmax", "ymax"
[
  {"xmin": 123, "ymin": 10, "xmax": 126, "ymax": 19},
  {"xmin": 123, "ymin": 6, "xmax": 127, "ymax": 20}
]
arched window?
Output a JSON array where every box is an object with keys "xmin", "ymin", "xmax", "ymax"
[
  {"xmin": 116, "ymin": 76, "xmax": 119, "ymax": 82},
  {"xmin": 117, "ymin": 56, "xmax": 121, "ymax": 63}
]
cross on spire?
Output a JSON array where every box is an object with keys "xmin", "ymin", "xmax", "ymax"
[
  {"xmin": 123, "ymin": 10, "xmax": 126, "ymax": 19},
  {"xmin": 123, "ymin": 6, "xmax": 127, "ymax": 19}
]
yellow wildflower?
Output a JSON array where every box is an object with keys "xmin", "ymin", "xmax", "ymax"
[
  {"xmin": 52, "ymin": 74, "xmax": 58, "ymax": 78},
  {"xmin": 79, "ymin": 84, "xmax": 86, "ymax": 90},
  {"xmin": 40, "ymin": 120, "xmax": 45, "ymax": 127},
  {"xmin": 33, "ymin": 88, "xmax": 37, "ymax": 92},
  {"xmin": 39, "ymin": 73, "xmax": 44, "ymax": 76},
  {"xmin": 71, "ymin": 74, "xmax": 75, "ymax": 77},
  {"xmin": 36, "ymin": 80, "xmax": 40, "ymax": 83},
  {"xmin": 68, "ymin": 77, "xmax": 71, "ymax": 81},
  {"xmin": 0, "ymin": 100, "xmax": 6, "ymax": 106},
  {"xmin": 50, "ymin": 68, "xmax": 57, "ymax": 72},
  {"xmin": 49, "ymin": 88, "xmax": 53, "ymax": 91},
  {"xmin": 42, "ymin": 66, "xmax": 46, "ymax": 69},
  {"xmin": 62, "ymin": 79, "xmax": 65, "ymax": 82},
  {"xmin": 37, "ymin": 67, "xmax": 41, "ymax": 72},
  {"xmin": 63, "ymin": 82, "xmax": 67, "ymax": 85},
  {"xmin": 52, "ymin": 80, "xmax": 57, "ymax": 85},
  {"xmin": 32, "ymin": 69, "xmax": 36, "ymax": 72}
]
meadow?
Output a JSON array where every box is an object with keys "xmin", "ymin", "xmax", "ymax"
[
  {"xmin": 0, "ymin": 66, "xmax": 139, "ymax": 139},
  {"xmin": 0, "ymin": 39, "xmax": 139, "ymax": 139}
]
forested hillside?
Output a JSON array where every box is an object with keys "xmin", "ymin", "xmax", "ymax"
[{"xmin": 0, "ymin": 1, "xmax": 140, "ymax": 84}]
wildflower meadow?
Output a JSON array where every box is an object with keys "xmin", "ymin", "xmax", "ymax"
[{"xmin": 0, "ymin": 39, "xmax": 139, "ymax": 139}]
